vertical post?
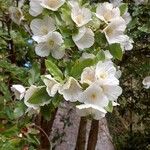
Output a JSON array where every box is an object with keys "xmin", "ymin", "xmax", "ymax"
[
  {"xmin": 75, "ymin": 117, "xmax": 87, "ymax": 150},
  {"xmin": 87, "ymin": 120, "xmax": 99, "ymax": 150}
]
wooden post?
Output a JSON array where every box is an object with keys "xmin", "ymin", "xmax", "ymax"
[
  {"xmin": 75, "ymin": 117, "xmax": 87, "ymax": 150},
  {"xmin": 87, "ymin": 120, "xmax": 99, "ymax": 150}
]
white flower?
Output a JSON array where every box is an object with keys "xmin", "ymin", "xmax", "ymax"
[
  {"xmin": 40, "ymin": 0, "xmax": 65, "ymax": 11},
  {"xmin": 96, "ymin": 2, "xmax": 120, "ymax": 23},
  {"xmin": 76, "ymin": 104, "xmax": 107, "ymax": 120},
  {"xmin": 11, "ymin": 85, "xmax": 26, "ymax": 100},
  {"xmin": 79, "ymin": 83, "xmax": 109, "ymax": 107},
  {"xmin": 104, "ymin": 50, "xmax": 113, "ymax": 60},
  {"xmin": 95, "ymin": 61, "xmax": 119, "ymax": 85},
  {"xmin": 81, "ymin": 60, "xmax": 119, "ymax": 85},
  {"xmin": 72, "ymin": 27, "xmax": 94, "ymax": 50},
  {"xmin": 142, "ymin": 76, "xmax": 150, "ymax": 89},
  {"xmin": 30, "ymin": 16, "xmax": 56, "ymax": 42},
  {"xmin": 71, "ymin": 2, "xmax": 92, "ymax": 27},
  {"xmin": 59, "ymin": 77, "xmax": 82, "ymax": 102},
  {"xmin": 9, "ymin": 6, "xmax": 24, "ymax": 25},
  {"xmin": 24, "ymin": 85, "xmax": 50, "ymax": 109},
  {"xmin": 35, "ymin": 31, "xmax": 64, "ymax": 58},
  {"xmin": 120, "ymin": 35, "xmax": 134, "ymax": 51},
  {"xmin": 42, "ymin": 75, "xmax": 61, "ymax": 97},
  {"xmin": 81, "ymin": 66, "xmax": 95, "ymax": 85},
  {"xmin": 103, "ymin": 17, "xmax": 126, "ymax": 44},
  {"xmin": 29, "ymin": 0, "xmax": 43, "ymax": 16},
  {"xmin": 100, "ymin": 84, "xmax": 122, "ymax": 101}
]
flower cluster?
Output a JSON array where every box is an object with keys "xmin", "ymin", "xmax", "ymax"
[{"xmin": 10, "ymin": 0, "xmax": 133, "ymax": 120}]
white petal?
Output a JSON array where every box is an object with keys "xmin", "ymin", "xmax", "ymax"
[
  {"xmin": 35, "ymin": 42, "xmax": 50, "ymax": 57},
  {"xmin": 104, "ymin": 50, "xmax": 113, "ymax": 60},
  {"xmin": 51, "ymin": 48, "xmax": 65, "ymax": 59},
  {"xmin": 59, "ymin": 77, "xmax": 82, "ymax": 102},
  {"xmin": 80, "ymin": 66, "xmax": 95, "ymax": 85},
  {"xmin": 30, "ymin": 16, "xmax": 56, "ymax": 36},
  {"xmin": 102, "ymin": 85, "xmax": 122, "ymax": 101},
  {"xmin": 103, "ymin": 17, "xmax": 126, "ymax": 44},
  {"xmin": 42, "ymin": 75, "xmax": 61, "ymax": 97},
  {"xmin": 80, "ymin": 83, "xmax": 109, "ymax": 107},
  {"xmin": 11, "ymin": 84, "xmax": 25, "ymax": 100},
  {"xmin": 72, "ymin": 27, "xmax": 94, "ymax": 50},
  {"xmin": 29, "ymin": 0, "xmax": 43, "ymax": 16},
  {"xmin": 142, "ymin": 76, "xmax": 150, "ymax": 89},
  {"xmin": 40, "ymin": 0, "xmax": 65, "ymax": 11},
  {"xmin": 76, "ymin": 104, "xmax": 107, "ymax": 120},
  {"xmin": 80, "ymin": 52, "xmax": 95, "ymax": 60},
  {"xmin": 95, "ymin": 61, "xmax": 116, "ymax": 79}
]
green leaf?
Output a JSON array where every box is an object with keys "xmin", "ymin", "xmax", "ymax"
[
  {"xmin": 108, "ymin": 43, "xmax": 123, "ymax": 60},
  {"xmin": 28, "ymin": 62, "xmax": 40, "ymax": 85},
  {"xmin": 105, "ymin": 101, "xmax": 113, "ymax": 113},
  {"xmin": 27, "ymin": 87, "xmax": 50, "ymax": 105},
  {"xmin": 45, "ymin": 59, "xmax": 63, "ymax": 82},
  {"xmin": 119, "ymin": 3, "xmax": 128, "ymax": 16},
  {"xmin": 70, "ymin": 59, "xmax": 94, "ymax": 78}
]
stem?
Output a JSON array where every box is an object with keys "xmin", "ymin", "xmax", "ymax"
[
  {"xmin": 75, "ymin": 117, "xmax": 87, "ymax": 150},
  {"xmin": 87, "ymin": 120, "xmax": 99, "ymax": 150}
]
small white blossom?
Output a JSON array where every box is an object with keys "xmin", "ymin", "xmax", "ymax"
[
  {"xmin": 120, "ymin": 35, "xmax": 134, "ymax": 51},
  {"xmin": 29, "ymin": 0, "xmax": 43, "ymax": 16},
  {"xmin": 9, "ymin": 6, "xmax": 24, "ymax": 25},
  {"xmin": 96, "ymin": 2, "xmax": 120, "ymax": 23},
  {"xmin": 59, "ymin": 77, "xmax": 83, "ymax": 102},
  {"xmin": 35, "ymin": 31, "xmax": 64, "ymax": 58},
  {"xmin": 42, "ymin": 75, "xmax": 61, "ymax": 97},
  {"xmin": 72, "ymin": 27, "xmax": 94, "ymax": 50},
  {"xmin": 76, "ymin": 104, "xmax": 107, "ymax": 120},
  {"xmin": 40, "ymin": 0, "xmax": 65, "ymax": 11},
  {"xmin": 103, "ymin": 17, "xmax": 126, "ymax": 44},
  {"xmin": 95, "ymin": 61, "xmax": 119, "ymax": 85},
  {"xmin": 30, "ymin": 16, "xmax": 56, "ymax": 42},
  {"xmin": 11, "ymin": 84, "xmax": 26, "ymax": 100},
  {"xmin": 142, "ymin": 76, "xmax": 150, "ymax": 89},
  {"xmin": 71, "ymin": 2, "xmax": 92, "ymax": 27},
  {"xmin": 133, "ymin": 0, "xmax": 148, "ymax": 5}
]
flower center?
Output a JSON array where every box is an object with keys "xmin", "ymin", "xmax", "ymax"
[
  {"xmin": 48, "ymin": 40, "xmax": 55, "ymax": 47},
  {"xmin": 41, "ymin": 26, "xmax": 49, "ymax": 35},
  {"xmin": 105, "ymin": 26, "xmax": 114, "ymax": 37},
  {"xmin": 47, "ymin": 0, "xmax": 59, "ymax": 8},
  {"xmin": 75, "ymin": 15, "xmax": 84, "ymax": 25},
  {"xmin": 91, "ymin": 93, "xmax": 97, "ymax": 100},
  {"xmin": 99, "ymin": 72, "xmax": 108, "ymax": 79},
  {"xmin": 103, "ymin": 11, "xmax": 112, "ymax": 21}
]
